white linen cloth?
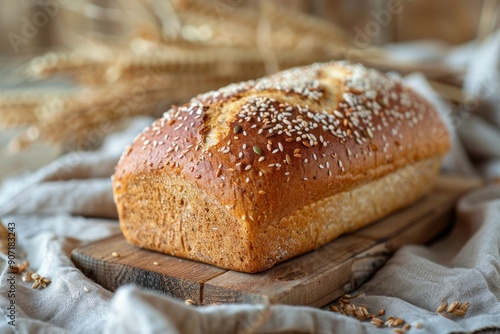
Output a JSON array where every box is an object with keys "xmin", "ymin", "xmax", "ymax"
[{"xmin": 1, "ymin": 32, "xmax": 500, "ymax": 334}]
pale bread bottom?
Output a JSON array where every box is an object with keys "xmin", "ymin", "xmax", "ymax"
[{"xmin": 119, "ymin": 156, "xmax": 442, "ymax": 273}]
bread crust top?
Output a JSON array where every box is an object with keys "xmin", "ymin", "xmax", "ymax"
[{"xmin": 113, "ymin": 61, "xmax": 450, "ymax": 225}]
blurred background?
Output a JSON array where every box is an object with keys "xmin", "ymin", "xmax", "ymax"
[{"xmin": 0, "ymin": 0, "xmax": 499, "ymax": 179}]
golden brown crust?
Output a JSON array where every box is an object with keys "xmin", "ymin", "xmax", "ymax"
[
  {"xmin": 116, "ymin": 156, "xmax": 441, "ymax": 273},
  {"xmin": 113, "ymin": 61, "xmax": 450, "ymax": 272}
]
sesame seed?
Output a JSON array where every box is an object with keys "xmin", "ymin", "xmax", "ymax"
[{"xmin": 333, "ymin": 110, "xmax": 344, "ymax": 118}]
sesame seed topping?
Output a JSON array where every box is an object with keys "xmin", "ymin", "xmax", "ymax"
[{"xmin": 147, "ymin": 61, "xmax": 433, "ymax": 191}]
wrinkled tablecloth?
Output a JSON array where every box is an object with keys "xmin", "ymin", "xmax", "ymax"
[{"xmin": 0, "ymin": 32, "xmax": 499, "ymax": 334}]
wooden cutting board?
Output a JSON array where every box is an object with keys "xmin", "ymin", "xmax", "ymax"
[{"xmin": 71, "ymin": 175, "xmax": 481, "ymax": 307}]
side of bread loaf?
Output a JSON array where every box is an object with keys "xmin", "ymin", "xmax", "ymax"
[{"xmin": 113, "ymin": 61, "xmax": 450, "ymax": 273}]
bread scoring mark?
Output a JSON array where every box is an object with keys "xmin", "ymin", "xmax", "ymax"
[{"xmin": 204, "ymin": 101, "xmax": 240, "ymax": 147}]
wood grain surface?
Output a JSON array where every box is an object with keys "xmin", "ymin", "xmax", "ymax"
[{"xmin": 71, "ymin": 174, "xmax": 482, "ymax": 307}]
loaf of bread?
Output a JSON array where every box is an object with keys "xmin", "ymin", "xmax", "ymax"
[{"xmin": 112, "ymin": 61, "xmax": 450, "ymax": 273}]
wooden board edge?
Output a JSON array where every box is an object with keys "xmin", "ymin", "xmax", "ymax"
[{"xmin": 71, "ymin": 246, "xmax": 226, "ymax": 304}]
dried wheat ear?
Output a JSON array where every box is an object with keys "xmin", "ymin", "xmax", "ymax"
[{"xmin": 6, "ymin": 0, "xmax": 366, "ymax": 151}]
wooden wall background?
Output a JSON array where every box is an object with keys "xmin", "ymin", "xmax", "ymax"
[{"xmin": 0, "ymin": 0, "xmax": 493, "ymax": 55}]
